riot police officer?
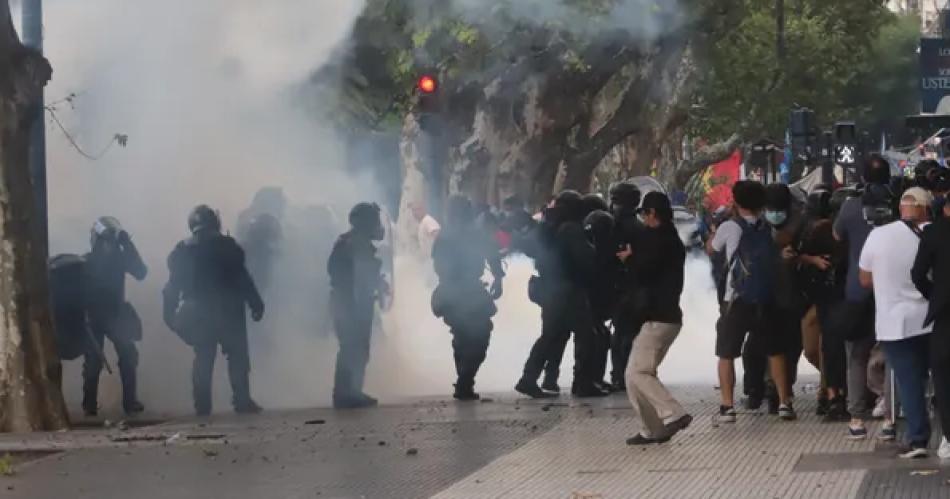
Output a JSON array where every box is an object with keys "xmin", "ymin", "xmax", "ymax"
[
  {"xmin": 517, "ymin": 190, "xmax": 605, "ymax": 398},
  {"xmin": 609, "ymin": 181, "xmax": 644, "ymax": 390},
  {"xmin": 82, "ymin": 217, "xmax": 147, "ymax": 416},
  {"xmin": 163, "ymin": 205, "xmax": 265, "ymax": 416},
  {"xmin": 328, "ymin": 202, "xmax": 389, "ymax": 409},
  {"xmin": 431, "ymin": 196, "xmax": 505, "ymax": 400}
]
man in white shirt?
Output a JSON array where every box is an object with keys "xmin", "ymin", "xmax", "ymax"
[
  {"xmin": 858, "ymin": 186, "xmax": 933, "ymax": 459},
  {"xmin": 412, "ymin": 202, "xmax": 441, "ymax": 258}
]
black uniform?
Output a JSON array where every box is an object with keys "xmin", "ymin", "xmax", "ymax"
[
  {"xmin": 328, "ymin": 226, "xmax": 385, "ymax": 408},
  {"xmin": 431, "ymin": 200, "xmax": 505, "ymax": 400},
  {"xmin": 82, "ymin": 222, "xmax": 147, "ymax": 416},
  {"xmin": 163, "ymin": 224, "xmax": 264, "ymax": 416},
  {"xmin": 611, "ymin": 212, "xmax": 647, "ymax": 388},
  {"xmin": 517, "ymin": 196, "xmax": 602, "ymax": 398}
]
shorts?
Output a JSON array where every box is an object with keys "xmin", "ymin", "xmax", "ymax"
[{"xmin": 715, "ymin": 300, "xmax": 786, "ymax": 359}]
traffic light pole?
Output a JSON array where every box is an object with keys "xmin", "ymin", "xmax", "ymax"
[{"xmin": 22, "ymin": 0, "xmax": 48, "ymax": 248}]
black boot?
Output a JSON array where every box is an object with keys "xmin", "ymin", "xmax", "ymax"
[
  {"xmin": 453, "ymin": 383, "xmax": 480, "ymax": 401},
  {"xmin": 822, "ymin": 395, "xmax": 850, "ymax": 422},
  {"xmin": 815, "ymin": 397, "xmax": 830, "ymax": 417},
  {"xmin": 765, "ymin": 383, "xmax": 779, "ymax": 415}
]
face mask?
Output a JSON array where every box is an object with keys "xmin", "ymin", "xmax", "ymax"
[
  {"xmin": 741, "ymin": 215, "xmax": 758, "ymax": 224},
  {"xmin": 764, "ymin": 210, "xmax": 787, "ymax": 226}
]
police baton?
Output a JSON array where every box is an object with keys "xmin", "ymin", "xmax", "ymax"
[{"xmin": 84, "ymin": 327, "xmax": 113, "ymax": 375}]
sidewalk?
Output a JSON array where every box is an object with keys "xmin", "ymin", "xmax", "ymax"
[{"xmin": 0, "ymin": 385, "xmax": 945, "ymax": 499}]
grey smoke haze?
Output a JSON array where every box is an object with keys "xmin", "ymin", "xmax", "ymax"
[{"xmin": 23, "ymin": 0, "xmax": 805, "ymax": 418}]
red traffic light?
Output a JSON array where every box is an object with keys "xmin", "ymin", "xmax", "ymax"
[{"xmin": 417, "ymin": 75, "xmax": 438, "ymax": 94}]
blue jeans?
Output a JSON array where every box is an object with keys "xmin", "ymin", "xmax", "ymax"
[{"xmin": 881, "ymin": 335, "xmax": 932, "ymax": 446}]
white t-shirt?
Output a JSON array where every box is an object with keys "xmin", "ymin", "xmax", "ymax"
[{"xmin": 858, "ymin": 221, "xmax": 932, "ymax": 342}]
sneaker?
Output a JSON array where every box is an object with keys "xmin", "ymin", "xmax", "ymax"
[
  {"xmin": 847, "ymin": 422, "xmax": 868, "ymax": 440},
  {"xmin": 778, "ymin": 404, "xmax": 797, "ymax": 421},
  {"xmin": 872, "ymin": 397, "xmax": 886, "ymax": 419},
  {"xmin": 573, "ymin": 382, "xmax": 609, "ymax": 398},
  {"xmin": 815, "ymin": 398, "xmax": 829, "ymax": 417},
  {"xmin": 718, "ymin": 406, "xmax": 737, "ymax": 423},
  {"xmin": 234, "ymin": 399, "xmax": 263, "ymax": 414},
  {"xmin": 515, "ymin": 379, "xmax": 558, "ymax": 399},
  {"xmin": 898, "ymin": 445, "xmax": 929, "ymax": 459},
  {"xmin": 822, "ymin": 396, "xmax": 850, "ymax": 423},
  {"xmin": 939, "ymin": 437, "xmax": 950, "ymax": 459},
  {"xmin": 626, "ymin": 433, "xmax": 671, "ymax": 445},
  {"xmin": 665, "ymin": 414, "xmax": 693, "ymax": 435},
  {"xmin": 541, "ymin": 378, "xmax": 560, "ymax": 393},
  {"xmin": 878, "ymin": 423, "xmax": 896, "ymax": 442}
]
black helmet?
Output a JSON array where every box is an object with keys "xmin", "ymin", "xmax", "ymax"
[
  {"xmin": 349, "ymin": 202, "xmax": 383, "ymax": 240},
  {"xmin": 582, "ymin": 193, "xmax": 609, "ymax": 216},
  {"xmin": 609, "ymin": 181, "xmax": 641, "ymax": 214},
  {"xmin": 555, "ymin": 190, "xmax": 585, "ymax": 222},
  {"xmin": 188, "ymin": 205, "xmax": 222, "ymax": 235},
  {"xmin": 90, "ymin": 216, "xmax": 123, "ymax": 248}
]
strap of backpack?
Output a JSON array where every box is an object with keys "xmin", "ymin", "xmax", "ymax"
[{"xmin": 903, "ymin": 220, "xmax": 923, "ymax": 239}]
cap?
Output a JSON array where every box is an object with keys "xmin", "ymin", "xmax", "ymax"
[{"xmin": 901, "ymin": 187, "xmax": 934, "ymax": 207}]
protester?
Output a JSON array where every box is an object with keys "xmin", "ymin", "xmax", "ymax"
[
  {"xmin": 833, "ymin": 154, "xmax": 894, "ymax": 440},
  {"xmin": 859, "ymin": 187, "xmax": 933, "ymax": 458},
  {"xmin": 708, "ymin": 180, "xmax": 796, "ymax": 423},
  {"xmin": 911, "ymin": 189, "xmax": 950, "ymax": 459},
  {"xmin": 624, "ymin": 192, "xmax": 691, "ymax": 445}
]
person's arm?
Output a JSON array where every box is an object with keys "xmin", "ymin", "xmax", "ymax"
[
  {"xmin": 858, "ymin": 232, "xmax": 875, "ymax": 290},
  {"xmin": 119, "ymin": 232, "xmax": 148, "ymax": 281},
  {"xmin": 912, "ymin": 224, "xmax": 937, "ymax": 300},
  {"xmin": 232, "ymin": 242, "xmax": 264, "ymax": 320},
  {"xmin": 162, "ymin": 246, "xmax": 183, "ymax": 330}
]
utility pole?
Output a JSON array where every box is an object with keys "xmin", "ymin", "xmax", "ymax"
[{"xmin": 21, "ymin": 0, "xmax": 47, "ymax": 249}]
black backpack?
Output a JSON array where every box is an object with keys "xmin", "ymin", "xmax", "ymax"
[{"xmin": 729, "ymin": 218, "xmax": 776, "ymax": 305}]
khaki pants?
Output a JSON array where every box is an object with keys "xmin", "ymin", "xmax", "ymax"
[{"xmin": 625, "ymin": 322, "xmax": 686, "ymax": 438}]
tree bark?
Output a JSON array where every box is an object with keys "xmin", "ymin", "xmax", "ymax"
[{"xmin": 0, "ymin": 0, "xmax": 68, "ymax": 433}]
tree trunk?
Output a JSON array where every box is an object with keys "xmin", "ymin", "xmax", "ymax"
[{"xmin": 0, "ymin": 0, "xmax": 68, "ymax": 433}]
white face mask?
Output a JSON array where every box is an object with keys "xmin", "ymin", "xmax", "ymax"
[{"xmin": 742, "ymin": 215, "xmax": 758, "ymax": 224}]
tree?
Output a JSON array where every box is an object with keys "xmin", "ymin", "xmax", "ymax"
[{"xmin": 0, "ymin": 0, "xmax": 68, "ymax": 433}]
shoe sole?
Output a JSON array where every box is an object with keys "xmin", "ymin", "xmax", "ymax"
[
  {"xmin": 898, "ymin": 450, "xmax": 929, "ymax": 459},
  {"xmin": 846, "ymin": 433, "xmax": 868, "ymax": 440},
  {"xmin": 718, "ymin": 416, "xmax": 737, "ymax": 424}
]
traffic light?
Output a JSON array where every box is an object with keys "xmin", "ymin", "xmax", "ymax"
[
  {"xmin": 415, "ymin": 73, "xmax": 441, "ymax": 132},
  {"xmin": 417, "ymin": 75, "xmax": 438, "ymax": 95}
]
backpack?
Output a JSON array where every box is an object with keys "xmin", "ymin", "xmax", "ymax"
[{"xmin": 728, "ymin": 218, "xmax": 776, "ymax": 305}]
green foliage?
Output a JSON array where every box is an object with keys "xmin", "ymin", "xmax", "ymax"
[{"xmin": 692, "ymin": 0, "xmax": 916, "ymax": 141}]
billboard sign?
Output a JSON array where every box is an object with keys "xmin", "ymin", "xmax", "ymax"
[{"xmin": 920, "ymin": 38, "xmax": 950, "ymax": 114}]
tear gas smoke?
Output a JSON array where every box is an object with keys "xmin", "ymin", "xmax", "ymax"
[{"xmin": 32, "ymin": 0, "xmax": 811, "ymax": 417}]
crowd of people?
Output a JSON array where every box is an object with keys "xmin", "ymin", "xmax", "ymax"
[{"xmin": 53, "ymin": 153, "xmax": 950, "ymax": 458}]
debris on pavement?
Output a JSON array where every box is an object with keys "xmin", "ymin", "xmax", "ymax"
[
  {"xmin": 202, "ymin": 449, "xmax": 219, "ymax": 458},
  {"xmin": 0, "ymin": 454, "xmax": 15, "ymax": 476},
  {"xmin": 911, "ymin": 470, "xmax": 939, "ymax": 476},
  {"xmin": 406, "ymin": 448, "xmax": 419, "ymax": 456},
  {"xmin": 305, "ymin": 419, "xmax": 326, "ymax": 425}
]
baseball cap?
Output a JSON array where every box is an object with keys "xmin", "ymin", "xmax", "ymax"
[{"xmin": 901, "ymin": 187, "xmax": 934, "ymax": 207}]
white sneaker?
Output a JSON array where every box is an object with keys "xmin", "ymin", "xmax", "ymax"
[
  {"xmin": 872, "ymin": 397, "xmax": 886, "ymax": 419},
  {"xmin": 939, "ymin": 437, "xmax": 950, "ymax": 460}
]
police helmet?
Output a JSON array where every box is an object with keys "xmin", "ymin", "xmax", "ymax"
[
  {"xmin": 90, "ymin": 216, "xmax": 123, "ymax": 248},
  {"xmin": 609, "ymin": 181, "xmax": 641, "ymax": 213},
  {"xmin": 582, "ymin": 193, "xmax": 609, "ymax": 217},
  {"xmin": 188, "ymin": 205, "xmax": 222, "ymax": 234},
  {"xmin": 583, "ymin": 209, "xmax": 614, "ymax": 248}
]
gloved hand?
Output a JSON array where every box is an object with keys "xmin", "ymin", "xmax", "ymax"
[
  {"xmin": 490, "ymin": 279, "xmax": 503, "ymax": 300},
  {"xmin": 251, "ymin": 304, "xmax": 265, "ymax": 322}
]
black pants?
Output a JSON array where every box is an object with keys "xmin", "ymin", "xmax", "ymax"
[
  {"xmin": 82, "ymin": 323, "xmax": 139, "ymax": 412},
  {"xmin": 818, "ymin": 300, "xmax": 847, "ymax": 391},
  {"xmin": 591, "ymin": 322, "xmax": 611, "ymax": 383},
  {"xmin": 523, "ymin": 287, "xmax": 596, "ymax": 386},
  {"xmin": 192, "ymin": 331, "xmax": 252, "ymax": 415},
  {"xmin": 931, "ymin": 317, "xmax": 950, "ymax": 441},
  {"xmin": 741, "ymin": 306, "xmax": 802, "ymax": 400},
  {"xmin": 450, "ymin": 320, "xmax": 492, "ymax": 390},
  {"xmin": 333, "ymin": 304, "xmax": 374, "ymax": 401}
]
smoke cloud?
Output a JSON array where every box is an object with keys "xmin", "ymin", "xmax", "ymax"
[{"xmin": 28, "ymin": 0, "xmax": 808, "ymax": 418}]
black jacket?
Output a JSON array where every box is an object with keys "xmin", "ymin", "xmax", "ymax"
[
  {"xmin": 327, "ymin": 231, "xmax": 382, "ymax": 313},
  {"xmin": 912, "ymin": 218, "xmax": 950, "ymax": 327},
  {"xmin": 163, "ymin": 231, "xmax": 263, "ymax": 340},
  {"xmin": 631, "ymin": 226, "xmax": 685, "ymax": 324}
]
